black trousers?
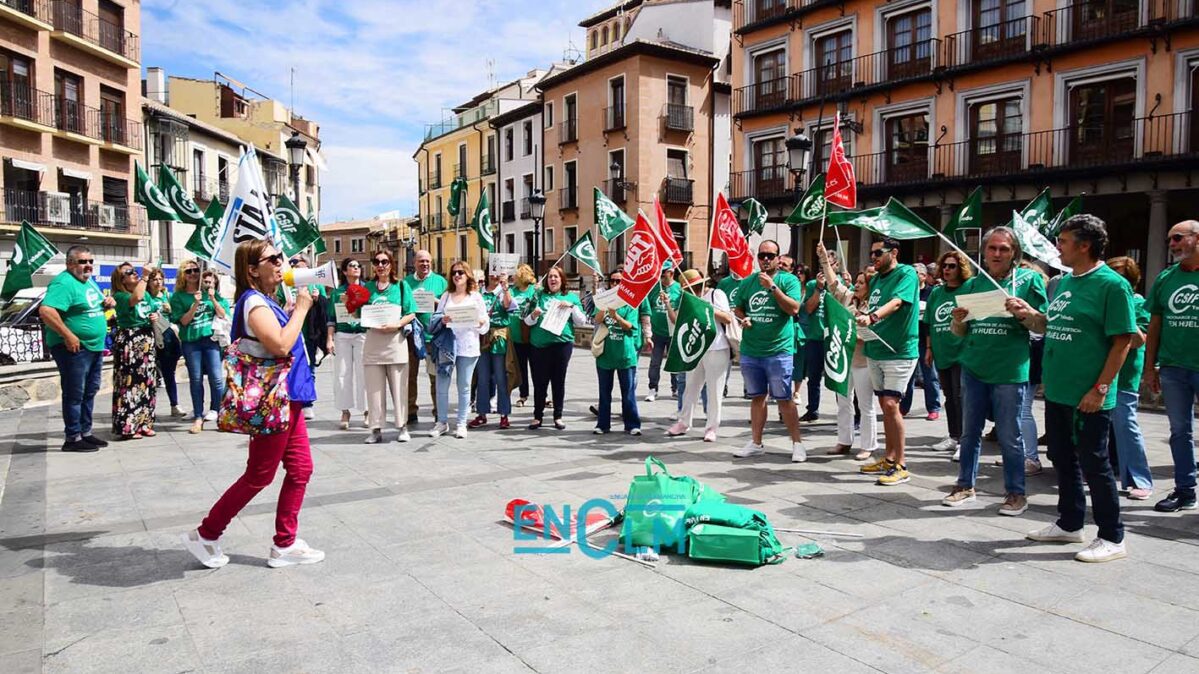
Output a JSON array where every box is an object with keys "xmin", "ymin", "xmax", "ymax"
[
  {"xmin": 514, "ymin": 342, "xmax": 533, "ymax": 399},
  {"xmin": 1045, "ymin": 400, "xmax": 1123, "ymax": 543},
  {"xmin": 531, "ymin": 342, "xmax": 572, "ymax": 422},
  {"xmin": 939, "ymin": 364, "xmax": 963, "ymax": 440}
]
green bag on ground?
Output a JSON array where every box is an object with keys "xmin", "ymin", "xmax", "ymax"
[
  {"xmin": 683, "ymin": 501, "xmax": 789, "ymax": 566},
  {"xmin": 622, "ymin": 456, "xmax": 724, "ymax": 550}
]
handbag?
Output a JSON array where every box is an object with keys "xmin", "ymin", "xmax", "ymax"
[
  {"xmin": 621, "ymin": 456, "xmax": 724, "ymax": 550},
  {"xmin": 683, "ymin": 501, "xmax": 789, "ymax": 566},
  {"xmin": 589, "ymin": 323, "xmax": 608, "ymax": 358},
  {"xmin": 211, "ymin": 314, "xmax": 232, "ymax": 348},
  {"xmin": 217, "ymin": 338, "xmax": 292, "ymax": 436}
]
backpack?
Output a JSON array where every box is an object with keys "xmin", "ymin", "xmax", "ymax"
[{"xmin": 682, "ymin": 500, "xmax": 789, "ymax": 566}]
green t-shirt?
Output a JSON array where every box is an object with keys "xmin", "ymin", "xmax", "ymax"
[
  {"xmin": 402, "ymin": 272, "xmax": 449, "ymax": 329},
  {"xmin": 145, "ymin": 291, "xmax": 170, "ymax": 316},
  {"xmin": 735, "ymin": 272, "xmax": 804, "ymax": 358},
  {"xmin": 594, "ymin": 304, "xmax": 639, "ymax": 370},
  {"xmin": 924, "ymin": 283, "xmax": 965, "ymax": 368},
  {"xmin": 650, "ymin": 281, "xmax": 682, "ymax": 336},
  {"xmin": 113, "ymin": 290, "xmax": 153, "ymax": 329},
  {"xmin": 864, "ymin": 264, "xmax": 920, "ymax": 361},
  {"xmin": 366, "ymin": 280, "xmax": 418, "ymax": 318},
  {"xmin": 802, "ymin": 279, "xmax": 825, "ymax": 341},
  {"xmin": 1117, "ymin": 292, "xmax": 1150, "ymax": 392},
  {"xmin": 42, "ymin": 272, "xmax": 107, "ymax": 352},
  {"xmin": 957, "ymin": 268, "xmax": 1047, "ymax": 384},
  {"xmin": 507, "ymin": 285, "xmax": 536, "ymax": 344},
  {"xmin": 170, "ymin": 292, "xmax": 229, "ymax": 342},
  {"xmin": 327, "ymin": 284, "xmax": 368, "ymax": 334},
  {"xmin": 482, "ymin": 287, "xmax": 511, "ymax": 354},
  {"xmin": 1043, "ymin": 264, "xmax": 1136, "ymax": 410},
  {"xmin": 717, "ymin": 275, "xmax": 744, "ymax": 312},
  {"xmin": 530, "ymin": 291, "xmax": 583, "ymax": 348},
  {"xmin": 1146, "ymin": 264, "xmax": 1199, "ymax": 371}
]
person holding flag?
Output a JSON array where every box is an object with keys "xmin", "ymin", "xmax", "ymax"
[
  {"xmin": 666, "ymin": 269, "xmax": 733, "ymax": 442},
  {"xmin": 591, "ymin": 269, "xmax": 642, "ymax": 436},
  {"xmin": 799, "ymin": 256, "xmax": 830, "ymax": 422},
  {"xmin": 732, "ymin": 240, "xmax": 808, "ymax": 462},
  {"xmin": 645, "ymin": 263, "xmax": 682, "ymax": 402}
]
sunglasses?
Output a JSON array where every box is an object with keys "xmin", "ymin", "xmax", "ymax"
[
  {"xmin": 941, "ymin": 263, "xmax": 959, "ymax": 270},
  {"xmin": 757, "ymin": 252, "xmax": 777, "ymax": 261},
  {"xmin": 1169, "ymin": 233, "xmax": 1193, "ymax": 243},
  {"xmin": 451, "ymin": 270, "xmax": 467, "ymax": 277},
  {"xmin": 255, "ymin": 254, "xmax": 284, "ymax": 266},
  {"xmin": 289, "ymin": 259, "xmax": 303, "ymax": 266},
  {"xmin": 123, "ymin": 269, "xmax": 139, "ymax": 277},
  {"xmin": 372, "ymin": 259, "xmax": 391, "ymax": 266},
  {"xmin": 870, "ymin": 249, "xmax": 890, "ymax": 258},
  {"xmin": 183, "ymin": 268, "xmax": 199, "ymax": 275},
  {"xmin": 608, "ymin": 277, "xmax": 621, "ymax": 283},
  {"xmin": 346, "ymin": 262, "xmax": 361, "ymax": 268},
  {"xmin": 75, "ymin": 258, "xmax": 94, "ymax": 265}
]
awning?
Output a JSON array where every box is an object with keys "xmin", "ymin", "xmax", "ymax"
[
  {"xmin": 60, "ymin": 167, "xmax": 92, "ymax": 181},
  {"xmin": 7, "ymin": 158, "xmax": 46, "ymax": 173}
]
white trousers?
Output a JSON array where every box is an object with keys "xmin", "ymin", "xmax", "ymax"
[
  {"xmin": 852, "ymin": 364, "xmax": 879, "ymax": 452},
  {"xmin": 836, "ymin": 392, "xmax": 855, "ymax": 446},
  {"xmin": 333, "ymin": 332, "xmax": 367, "ymax": 414},
  {"xmin": 365, "ymin": 362, "xmax": 409, "ymax": 431},
  {"xmin": 680, "ymin": 348, "xmax": 730, "ymax": 430}
]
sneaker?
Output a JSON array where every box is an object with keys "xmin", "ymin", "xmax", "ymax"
[
  {"xmin": 61, "ymin": 439, "xmax": 98, "ymax": 453},
  {"xmin": 396, "ymin": 428, "xmax": 411, "ymax": 443},
  {"xmin": 941, "ymin": 486, "xmax": 977, "ymax": 507},
  {"xmin": 926, "ymin": 411, "xmax": 941, "ymax": 421},
  {"xmin": 999, "ymin": 493, "xmax": 1028, "ymax": 517},
  {"xmin": 1074, "ymin": 537, "xmax": 1127, "ymax": 563},
  {"xmin": 593, "ymin": 427, "xmax": 607, "ymax": 435},
  {"xmin": 1127, "ymin": 487, "xmax": 1153, "ymax": 500},
  {"xmin": 628, "ymin": 428, "xmax": 642, "ymax": 436},
  {"xmin": 799, "ymin": 411, "xmax": 819, "ymax": 423},
  {"xmin": 860, "ymin": 457, "xmax": 894, "ymax": 475},
  {"xmin": 1024, "ymin": 459, "xmax": 1043, "ymax": 476},
  {"xmin": 666, "ymin": 422, "xmax": 688, "ymax": 437},
  {"xmin": 932, "ymin": 438, "xmax": 957, "ymax": 452},
  {"xmin": 467, "ymin": 415, "xmax": 487, "ymax": 429},
  {"xmin": 180, "ymin": 529, "xmax": 228, "ymax": 569},
  {"xmin": 952, "ymin": 446, "xmax": 961, "ymax": 462},
  {"xmin": 267, "ymin": 538, "xmax": 325, "ymax": 568},
  {"xmin": 303, "ymin": 408, "xmax": 315, "ymax": 420},
  {"xmin": 204, "ymin": 410, "xmax": 218, "ymax": 422},
  {"xmin": 1153, "ymin": 489, "xmax": 1198, "ymax": 513},
  {"xmin": 553, "ymin": 419, "xmax": 566, "ymax": 430},
  {"xmin": 499, "ymin": 416, "xmax": 510, "ymax": 430},
  {"xmin": 429, "ymin": 422, "xmax": 448, "ymax": 438},
  {"xmin": 645, "ymin": 392, "xmax": 657, "ymax": 403},
  {"xmin": 791, "ymin": 442, "xmax": 808, "ymax": 463},
  {"xmin": 876, "ymin": 464, "xmax": 910, "ymax": 486},
  {"xmin": 170, "ymin": 406, "xmax": 188, "ymax": 418},
  {"xmin": 454, "ymin": 425, "xmax": 467, "ymax": 439},
  {"xmin": 703, "ymin": 428, "xmax": 717, "ymax": 442},
  {"xmin": 364, "ymin": 430, "xmax": 384, "ymax": 444},
  {"xmin": 734, "ymin": 441, "xmax": 765, "ymax": 458},
  {"xmin": 80, "ymin": 435, "xmax": 109, "ymax": 448},
  {"xmin": 1026, "ymin": 522, "xmax": 1085, "ymax": 543},
  {"xmin": 516, "ymin": 398, "xmax": 527, "ymax": 408}
]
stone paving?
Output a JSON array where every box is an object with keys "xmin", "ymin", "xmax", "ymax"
[{"xmin": 2, "ymin": 350, "xmax": 1199, "ymax": 673}]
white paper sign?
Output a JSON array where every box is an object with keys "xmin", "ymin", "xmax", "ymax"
[
  {"xmin": 412, "ymin": 289, "xmax": 437, "ymax": 313},
  {"xmin": 539, "ymin": 301, "xmax": 572, "ymax": 337},
  {"xmin": 955, "ymin": 289, "xmax": 1010, "ymax": 322},
  {"xmin": 488, "ymin": 253, "xmax": 519, "ymax": 277},
  {"xmin": 334, "ymin": 304, "xmax": 359, "ymax": 325},
  {"xmin": 592, "ymin": 287, "xmax": 627, "ymax": 312},
  {"xmin": 360, "ymin": 303, "xmax": 402, "ymax": 329},
  {"xmin": 446, "ymin": 303, "xmax": 479, "ymax": 325}
]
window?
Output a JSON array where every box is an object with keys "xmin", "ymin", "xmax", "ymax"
[
  {"xmin": 545, "ymin": 228, "xmax": 556, "ymax": 254},
  {"xmin": 607, "ymin": 148, "xmax": 626, "ymax": 201},
  {"xmin": 98, "ymin": 0, "xmax": 125, "ymax": 55},
  {"xmin": 484, "ymin": 134, "xmax": 496, "ymax": 171},
  {"xmin": 544, "ymin": 165, "xmax": 554, "ymax": 191},
  {"xmin": 813, "ymin": 126, "xmax": 853, "ymax": 172},
  {"xmin": 607, "ymin": 76, "xmax": 625, "ymax": 130},
  {"xmin": 591, "ymin": 30, "xmax": 598, "ymax": 51},
  {"xmin": 754, "ymin": 0, "xmax": 788, "ymax": 22},
  {"xmin": 563, "ymin": 161, "xmax": 578, "ymax": 208},
  {"xmin": 602, "ymin": 27, "xmax": 609, "ymax": 46},
  {"xmin": 613, "ymin": 21, "xmax": 621, "ymax": 42},
  {"xmin": 457, "ymin": 143, "xmax": 467, "ymax": 178},
  {"xmin": 884, "ymin": 112, "xmax": 930, "ymax": 182},
  {"xmin": 969, "ymin": 97, "xmax": 1022, "ymax": 174},
  {"xmin": 1072, "ymin": 0, "xmax": 1139, "ymax": 42},
  {"xmin": 972, "ymin": 0, "xmax": 1028, "ymax": 61},
  {"xmin": 667, "ymin": 149, "xmax": 688, "ymax": 179},
  {"xmin": 504, "ymin": 128, "xmax": 514, "ymax": 161},
  {"xmin": 887, "ymin": 9, "xmax": 932, "ymax": 79},
  {"xmin": 665, "ymin": 150, "xmax": 692, "ymax": 204},
  {"xmin": 506, "ymin": 233, "xmax": 516, "ymax": 254},
  {"xmin": 192, "ymin": 149, "xmax": 205, "ymax": 196},
  {"xmin": 522, "ymin": 120, "xmax": 533, "ymax": 155},
  {"xmin": 54, "ymin": 68, "xmax": 83, "ymax": 133},
  {"xmin": 459, "ymin": 234, "xmax": 468, "ymax": 261},
  {"xmin": 815, "ymin": 31, "xmax": 853, "ymax": 95},
  {"xmin": 433, "ymin": 153, "xmax": 442, "ymax": 186},
  {"xmin": 436, "ymin": 239, "xmax": 443, "ymax": 263},
  {"xmin": 753, "ymin": 136, "xmax": 788, "ymax": 198},
  {"xmin": 334, "ymin": 238, "xmax": 342, "ymax": 254},
  {"xmin": 752, "ymin": 49, "xmax": 787, "ymax": 109},
  {"xmin": 667, "ymin": 76, "xmax": 687, "ymax": 106},
  {"xmin": 305, "ymin": 165, "xmax": 315, "ymax": 190},
  {"xmin": 562, "ymin": 94, "xmax": 578, "ymax": 142},
  {"xmin": 217, "ymin": 156, "xmax": 230, "ymax": 201},
  {"xmin": 544, "ymin": 101, "xmax": 554, "ymax": 128},
  {"xmin": 351, "ymin": 238, "xmax": 365, "ymax": 253},
  {"xmin": 0, "ymin": 51, "xmax": 34, "ymax": 120},
  {"xmin": 1069, "ymin": 77, "xmax": 1136, "ymax": 164}
]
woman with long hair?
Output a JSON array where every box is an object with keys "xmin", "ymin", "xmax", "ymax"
[
  {"xmin": 925, "ymin": 250, "xmax": 972, "ymax": 456},
  {"xmin": 171, "ymin": 259, "xmax": 229, "ymax": 434},
  {"xmin": 508, "ymin": 264, "xmax": 537, "ymax": 406},
  {"xmin": 181, "ymin": 240, "xmax": 323, "ymax": 569},
  {"xmin": 145, "ymin": 267, "xmax": 186, "ymax": 418},
  {"xmin": 362, "ymin": 250, "xmax": 418, "ymax": 444},
  {"xmin": 1107, "ymin": 256, "xmax": 1154, "ymax": 500},
  {"xmin": 523, "ymin": 266, "xmax": 589, "ymax": 430},
  {"xmin": 110, "ymin": 263, "xmax": 157, "ymax": 439},
  {"xmin": 327, "ymin": 257, "xmax": 369, "ymax": 430},
  {"xmin": 469, "ymin": 268, "xmax": 515, "ymax": 429},
  {"xmin": 666, "ymin": 269, "xmax": 733, "ymax": 442},
  {"xmin": 592, "ymin": 268, "xmax": 642, "ymax": 436},
  {"xmin": 432, "ymin": 260, "xmax": 488, "ymax": 438}
]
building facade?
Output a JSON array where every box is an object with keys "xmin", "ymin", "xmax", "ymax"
[
  {"xmin": 319, "ymin": 218, "xmax": 377, "ymax": 271},
  {"xmin": 730, "ymin": 0, "xmax": 1198, "ymax": 281},
  {"xmin": 0, "ymin": 0, "xmax": 146, "ymax": 266},
  {"xmin": 489, "ymin": 100, "xmax": 543, "ymax": 264}
]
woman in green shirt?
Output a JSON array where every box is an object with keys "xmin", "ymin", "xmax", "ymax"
[
  {"xmin": 145, "ymin": 267, "xmax": 186, "ymax": 419},
  {"xmin": 523, "ymin": 266, "xmax": 588, "ymax": 430},
  {"xmin": 171, "ymin": 258, "xmax": 230, "ymax": 434},
  {"xmin": 468, "ymin": 269, "xmax": 516, "ymax": 429},
  {"xmin": 326, "ymin": 257, "xmax": 369, "ymax": 430},
  {"xmin": 508, "ymin": 264, "xmax": 537, "ymax": 406},
  {"xmin": 591, "ymin": 269, "xmax": 642, "ymax": 435},
  {"xmin": 110, "ymin": 263, "xmax": 158, "ymax": 439},
  {"xmin": 1107, "ymin": 256, "xmax": 1153, "ymax": 499}
]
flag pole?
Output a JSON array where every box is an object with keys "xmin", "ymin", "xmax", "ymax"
[{"xmin": 933, "ymin": 230, "xmax": 1007, "ymax": 295}]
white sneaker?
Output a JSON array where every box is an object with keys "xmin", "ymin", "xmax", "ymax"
[
  {"xmin": 1026, "ymin": 522, "xmax": 1085, "ymax": 543},
  {"xmin": 734, "ymin": 441, "xmax": 765, "ymax": 458},
  {"xmin": 396, "ymin": 428, "xmax": 410, "ymax": 443},
  {"xmin": 267, "ymin": 538, "xmax": 325, "ymax": 568},
  {"xmin": 952, "ymin": 445, "xmax": 961, "ymax": 462},
  {"xmin": 180, "ymin": 529, "xmax": 228, "ymax": 569},
  {"xmin": 429, "ymin": 422, "xmax": 448, "ymax": 438},
  {"xmin": 628, "ymin": 428, "xmax": 642, "ymax": 436},
  {"xmin": 644, "ymin": 392, "xmax": 657, "ymax": 402},
  {"xmin": 203, "ymin": 410, "xmax": 218, "ymax": 422},
  {"xmin": 933, "ymin": 438, "xmax": 957, "ymax": 452},
  {"xmin": 1074, "ymin": 537, "xmax": 1127, "ymax": 563},
  {"xmin": 454, "ymin": 425, "xmax": 467, "ymax": 439},
  {"xmin": 791, "ymin": 442, "xmax": 808, "ymax": 463},
  {"xmin": 593, "ymin": 427, "xmax": 606, "ymax": 435},
  {"xmin": 364, "ymin": 430, "xmax": 384, "ymax": 444},
  {"xmin": 303, "ymin": 408, "xmax": 315, "ymax": 420}
]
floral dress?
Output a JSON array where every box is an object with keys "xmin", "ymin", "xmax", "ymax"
[{"xmin": 111, "ymin": 290, "xmax": 158, "ymax": 435}]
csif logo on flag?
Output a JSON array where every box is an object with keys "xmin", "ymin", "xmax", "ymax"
[
  {"xmin": 800, "ymin": 193, "xmax": 825, "ymax": 221},
  {"xmin": 577, "ymin": 237, "xmax": 597, "ymax": 262},
  {"xmin": 142, "ymin": 179, "xmax": 174, "ymax": 216},
  {"xmin": 167, "ymin": 182, "xmax": 205, "ymax": 222},
  {"xmin": 674, "ymin": 317, "xmax": 711, "ymax": 365},
  {"xmin": 824, "ymin": 323, "xmax": 851, "ymax": 384}
]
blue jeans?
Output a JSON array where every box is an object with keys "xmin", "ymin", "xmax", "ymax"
[
  {"xmin": 1019, "ymin": 381, "xmax": 1039, "ymax": 462},
  {"xmin": 474, "ymin": 351, "xmax": 510, "ymax": 416},
  {"xmin": 1159, "ymin": 366, "xmax": 1199, "ymax": 495},
  {"xmin": 648, "ymin": 334, "xmax": 680, "ymax": 393},
  {"xmin": 181, "ymin": 338, "xmax": 225, "ymax": 420},
  {"xmin": 157, "ymin": 330, "xmax": 182, "ymax": 407},
  {"xmin": 437, "ymin": 355, "xmax": 479, "ymax": 426},
  {"xmin": 957, "ymin": 369, "xmax": 1026, "ymax": 495},
  {"xmin": 919, "ymin": 355, "xmax": 942, "ymax": 413},
  {"xmin": 51, "ymin": 346, "xmax": 104, "ymax": 440},
  {"xmin": 803, "ymin": 340, "xmax": 825, "ymax": 413},
  {"xmin": 741, "ymin": 353, "xmax": 793, "ymax": 401},
  {"xmin": 597, "ymin": 366, "xmax": 640, "ymax": 432},
  {"xmin": 1111, "ymin": 389, "xmax": 1154, "ymax": 490}
]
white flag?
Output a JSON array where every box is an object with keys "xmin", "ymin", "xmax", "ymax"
[
  {"xmin": 210, "ymin": 147, "xmax": 282, "ymax": 273},
  {"xmin": 1011, "ymin": 210, "xmax": 1070, "ymax": 273}
]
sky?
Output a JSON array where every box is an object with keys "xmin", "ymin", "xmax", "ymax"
[{"xmin": 142, "ymin": 0, "xmax": 614, "ymax": 224}]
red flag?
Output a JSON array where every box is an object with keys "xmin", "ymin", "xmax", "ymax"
[
  {"xmin": 710, "ymin": 193, "xmax": 754, "ymax": 278},
  {"xmin": 823, "ymin": 112, "xmax": 856, "ymax": 210},
  {"xmin": 618, "ymin": 211, "xmax": 666, "ymax": 308},
  {"xmin": 653, "ymin": 195, "xmax": 684, "ymax": 267}
]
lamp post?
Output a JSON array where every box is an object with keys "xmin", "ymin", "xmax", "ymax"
[
  {"xmin": 528, "ymin": 189, "xmax": 546, "ymax": 273},
  {"xmin": 785, "ymin": 127, "xmax": 813, "ymax": 263},
  {"xmin": 285, "ymin": 130, "xmax": 307, "ymax": 201}
]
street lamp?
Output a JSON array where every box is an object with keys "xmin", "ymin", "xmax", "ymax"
[
  {"xmin": 285, "ymin": 131, "xmax": 307, "ymax": 200},
  {"xmin": 785, "ymin": 127, "xmax": 813, "ymax": 262},
  {"xmin": 528, "ymin": 189, "xmax": 546, "ymax": 273}
]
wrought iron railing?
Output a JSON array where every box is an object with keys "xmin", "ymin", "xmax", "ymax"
[
  {"xmin": 604, "ymin": 105, "xmax": 625, "ymax": 131},
  {"xmin": 0, "ymin": 82, "xmax": 56, "ymax": 127},
  {"xmin": 559, "ymin": 118, "xmax": 578, "ymax": 144},
  {"xmin": 2, "ymin": 188, "xmax": 148, "ymax": 235},
  {"xmin": 1042, "ymin": 1, "xmax": 1142, "ymax": 47},
  {"xmin": 662, "ymin": 178, "xmax": 693, "ymax": 205},
  {"xmin": 559, "ymin": 186, "xmax": 579, "ymax": 210},
  {"xmin": 480, "ymin": 153, "xmax": 495, "ymax": 176},
  {"xmin": 733, "ymin": 75, "xmax": 796, "ymax": 116},
  {"xmin": 941, "ymin": 16, "xmax": 1040, "ymax": 69},
  {"xmin": 729, "ymin": 167, "xmax": 794, "ymax": 202},
  {"xmin": 664, "ymin": 104, "xmax": 694, "ymax": 132},
  {"xmin": 51, "ymin": 0, "xmax": 140, "ymax": 62},
  {"xmin": 604, "ymin": 179, "xmax": 628, "ymax": 204},
  {"xmin": 0, "ymin": 0, "xmax": 52, "ymax": 24}
]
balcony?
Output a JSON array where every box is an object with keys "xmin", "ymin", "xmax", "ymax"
[
  {"xmin": 662, "ymin": 178, "xmax": 693, "ymax": 205},
  {"xmin": 50, "ymin": 0, "xmax": 139, "ymax": 68},
  {"xmin": 604, "ymin": 179, "xmax": 628, "ymax": 204},
  {"xmin": 520, "ymin": 198, "xmax": 532, "ymax": 219},
  {"xmin": 452, "ymin": 162, "xmax": 466, "ymax": 180},
  {"xmin": 2, "ymin": 188, "xmax": 148, "ymax": 236},
  {"xmin": 733, "ymin": 75, "xmax": 796, "ymax": 116},
  {"xmin": 501, "ymin": 200, "xmax": 516, "ymax": 223},
  {"xmin": 0, "ymin": 0, "xmax": 53, "ymax": 30},
  {"xmin": 559, "ymin": 118, "xmax": 578, "ymax": 145},
  {"xmin": 97, "ymin": 113, "xmax": 143, "ymax": 153},
  {"xmin": 0, "ymin": 83, "xmax": 56, "ymax": 132},
  {"xmin": 192, "ymin": 173, "xmax": 209, "ymax": 201},
  {"xmin": 664, "ymin": 104, "xmax": 694, "ymax": 132},
  {"xmin": 604, "ymin": 105, "xmax": 625, "ymax": 132},
  {"xmin": 218, "ymin": 180, "xmax": 230, "ymax": 204},
  {"xmin": 728, "ymin": 167, "xmax": 794, "ymax": 202},
  {"xmin": 430, "ymin": 172, "xmax": 442, "ymax": 190},
  {"xmin": 480, "ymin": 153, "xmax": 495, "ymax": 176},
  {"xmin": 733, "ymin": 0, "xmax": 840, "ymax": 33},
  {"xmin": 559, "ymin": 186, "xmax": 579, "ymax": 210},
  {"xmin": 793, "ymin": 39, "xmax": 940, "ymax": 102},
  {"xmin": 1042, "ymin": 1, "xmax": 1141, "ymax": 48},
  {"xmin": 428, "ymin": 213, "xmax": 444, "ymax": 232},
  {"xmin": 941, "ymin": 16, "xmax": 1041, "ymax": 71}
]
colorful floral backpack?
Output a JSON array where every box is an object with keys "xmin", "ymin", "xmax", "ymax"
[{"xmin": 218, "ymin": 340, "xmax": 293, "ymax": 436}]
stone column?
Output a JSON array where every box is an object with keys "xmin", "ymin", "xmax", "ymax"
[
  {"xmin": 858, "ymin": 226, "xmax": 873, "ymax": 270},
  {"xmin": 1145, "ymin": 190, "xmax": 1169, "ymax": 285}
]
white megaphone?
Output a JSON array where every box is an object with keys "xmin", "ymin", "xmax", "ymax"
[{"xmin": 283, "ymin": 260, "xmax": 339, "ymax": 289}]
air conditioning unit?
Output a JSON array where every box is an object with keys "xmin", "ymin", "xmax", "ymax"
[
  {"xmin": 94, "ymin": 203, "xmax": 116, "ymax": 228},
  {"xmin": 40, "ymin": 191, "xmax": 70, "ymax": 224}
]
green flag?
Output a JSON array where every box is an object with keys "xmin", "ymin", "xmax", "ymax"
[
  {"xmin": 594, "ymin": 187, "xmax": 634, "ymax": 240},
  {"xmin": 785, "ymin": 173, "xmax": 827, "ymax": 225},
  {"xmin": 665, "ymin": 292, "xmax": 717, "ymax": 373},
  {"xmin": 275, "ymin": 194, "xmax": 321, "ymax": 256},
  {"xmin": 826, "ymin": 198, "xmax": 937, "ymax": 240},
  {"xmin": 1043, "ymin": 195, "xmax": 1083, "ymax": 239},
  {"xmin": 447, "ymin": 177, "xmax": 468, "ymax": 218},
  {"xmin": 1009, "ymin": 188, "xmax": 1052, "ymax": 235},
  {"xmin": 1, "ymin": 221, "xmax": 59, "ymax": 300},
  {"xmin": 134, "ymin": 161, "xmax": 180, "ymax": 221},
  {"xmin": 743, "ymin": 198, "xmax": 768, "ymax": 235},
  {"xmin": 567, "ymin": 231, "xmax": 602, "ymax": 275},
  {"xmin": 157, "ymin": 164, "xmax": 206, "ymax": 226},
  {"xmin": 1011, "ymin": 210, "xmax": 1069, "ymax": 273},
  {"xmin": 472, "ymin": 190, "xmax": 495, "ymax": 252},
  {"xmin": 185, "ymin": 200, "xmax": 223, "ymax": 261},
  {"xmin": 822, "ymin": 293, "xmax": 857, "ymax": 397},
  {"xmin": 943, "ymin": 186, "xmax": 983, "ymax": 247},
  {"xmin": 306, "ymin": 197, "xmax": 326, "ymax": 256}
]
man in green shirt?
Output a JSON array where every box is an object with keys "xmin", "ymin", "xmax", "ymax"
[
  {"xmin": 646, "ymin": 263, "xmax": 681, "ymax": 402},
  {"xmin": 1144, "ymin": 219, "xmax": 1199, "ymax": 513},
  {"xmin": 857, "ymin": 237, "xmax": 920, "ymax": 486},
  {"xmin": 1008, "ymin": 214, "xmax": 1134, "ymax": 563},
  {"xmin": 732, "ymin": 240, "xmax": 807, "ymax": 462},
  {"xmin": 39, "ymin": 245, "xmax": 115, "ymax": 452},
  {"xmin": 401, "ymin": 250, "xmax": 448, "ymax": 423}
]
